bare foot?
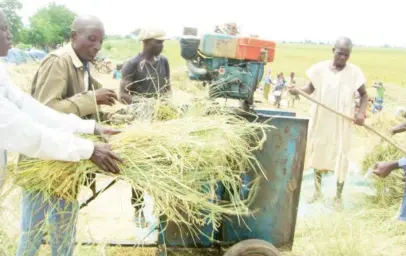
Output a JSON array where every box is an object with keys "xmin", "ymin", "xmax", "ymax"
[{"xmin": 373, "ymin": 161, "xmax": 399, "ymax": 178}]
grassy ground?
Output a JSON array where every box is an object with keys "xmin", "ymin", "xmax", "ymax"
[{"xmin": 2, "ymin": 41, "xmax": 406, "ymax": 256}]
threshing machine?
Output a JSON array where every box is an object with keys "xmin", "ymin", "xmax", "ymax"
[
  {"xmin": 179, "ymin": 31, "xmax": 275, "ymax": 110},
  {"xmin": 153, "ymin": 32, "xmax": 310, "ymax": 255}
]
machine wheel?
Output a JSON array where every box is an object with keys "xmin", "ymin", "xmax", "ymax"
[{"xmin": 223, "ymin": 239, "xmax": 281, "ymax": 256}]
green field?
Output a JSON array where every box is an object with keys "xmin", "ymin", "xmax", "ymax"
[{"xmin": 102, "ymin": 39, "xmax": 406, "ymax": 86}]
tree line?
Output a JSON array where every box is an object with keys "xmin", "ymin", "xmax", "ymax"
[{"xmin": 0, "ymin": 0, "xmax": 76, "ymax": 49}]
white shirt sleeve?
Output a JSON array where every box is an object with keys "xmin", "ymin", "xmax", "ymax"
[
  {"xmin": 5, "ymin": 75, "xmax": 95, "ymax": 134},
  {"xmin": 0, "ymin": 65, "xmax": 94, "ymax": 161}
]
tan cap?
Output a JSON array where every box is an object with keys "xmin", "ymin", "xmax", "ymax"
[{"xmin": 139, "ymin": 28, "xmax": 168, "ymax": 41}]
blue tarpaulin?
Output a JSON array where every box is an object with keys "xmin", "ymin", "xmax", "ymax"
[
  {"xmin": 26, "ymin": 49, "xmax": 46, "ymax": 61},
  {"xmin": 1, "ymin": 48, "xmax": 47, "ymax": 64},
  {"xmin": 2, "ymin": 48, "xmax": 33, "ymax": 64}
]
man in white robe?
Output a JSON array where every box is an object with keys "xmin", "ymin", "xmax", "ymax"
[{"xmin": 290, "ymin": 37, "xmax": 369, "ymax": 208}]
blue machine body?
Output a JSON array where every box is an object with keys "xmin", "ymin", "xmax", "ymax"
[
  {"xmin": 180, "ymin": 35, "xmax": 266, "ymax": 102},
  {"xmin": 158, "ymin": 110, "xmax": 309, "ymax": 250},
  {"xmin": 190, "ymin": 57, "xmax": 265, "ymax": 100}
]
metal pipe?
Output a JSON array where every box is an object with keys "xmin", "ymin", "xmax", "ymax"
[{"xmin": 186, "ymin": 60, "xmax": 207, "ymax": 76}]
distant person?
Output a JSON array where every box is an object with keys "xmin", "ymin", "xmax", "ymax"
[
  {"xmin": 272, "ymin": 73, "xmax": 285, "ymax": 108},
  {"xmin": 372, "ymin": 81, "xmax": 385, "ymax": 113},
  {"xmin": 263, "ymin": 68, "xmax": 273, "ymax": 101},
  {"xmin": 288, "ymin": 37, "xmax": 368, "ymax": 209},
  {"xmin": 119, "ymin": 28, "xmax": 171, "ymax": 229},
  {"xmin": 287, "ymin": 72, "xmax": 299, "ymax": 108},
  {"xmin": 113, "ymin": 63, "xmax": 123, "ymax": 80}
]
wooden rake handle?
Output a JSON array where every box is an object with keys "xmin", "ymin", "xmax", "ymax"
[{"xmin": 295, "ymin": 89, "xmax": 406, "ymax": 154}]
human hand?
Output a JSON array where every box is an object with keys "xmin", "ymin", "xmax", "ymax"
[
  {"xmin": 90, "ymin": 144, "xmax": 123, "ymax": 174},
  {"xmin": 287, "ymin": 84, "xmax": 299, "ymax": 96},
  {"xmin": 95, "ymin": 88, "xmax": 118, "ymax": 106},
  {"xmin": 354, "ymin": 112, "xmax": 365, "ymax": 126},
  {"xmin": 109, "ymin": 113, "xmax": 134, "ymax": 125},
  {"xmin": 94, "ymin": 124, "xmax": 121, "ymax": 142},
  {"xmin": 94, "ymin": 123, "xmax": 121, "ymax": 136}
]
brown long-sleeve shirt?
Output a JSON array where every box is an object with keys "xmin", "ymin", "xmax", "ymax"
[{"xmin": 31, "ymin": 44, "xmax": 105, "ymax": 120}]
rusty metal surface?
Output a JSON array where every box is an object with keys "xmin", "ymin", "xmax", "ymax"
[
  {"xmin": 157, "ymin": 183, "xmax": 224, "ymax": 248},
  {"xmin": 221, "ymin": 112, "xmax": 309, "ymax": 250},
  {"xmin": 158, "ymin": 110, "xmax": 309, "ymax": 250}
]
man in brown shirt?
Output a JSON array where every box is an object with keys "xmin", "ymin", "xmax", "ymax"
[{"xmin": 17, "ymin": 15, "xmax": 119, "ymax": 256}]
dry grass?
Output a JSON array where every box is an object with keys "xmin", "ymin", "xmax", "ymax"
[{"xmin": 293, "ymin": 203, "xmax": 406, "ymax": 256}]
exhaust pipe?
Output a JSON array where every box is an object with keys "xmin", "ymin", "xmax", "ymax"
[{"xmin": 186, "ymin": 60, "xmax": 207, "ymax": 76}]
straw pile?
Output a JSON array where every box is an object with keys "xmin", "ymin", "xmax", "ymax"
[
  {"xmin": 7, "ymin": 104, "xmax": 272, "ymax": 236},
  {"xmin": 361, "ymin": 112, "xmax": 406, "ymax": 205}
]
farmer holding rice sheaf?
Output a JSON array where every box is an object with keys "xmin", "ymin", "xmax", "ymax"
[
  {"xmin": 119, "ymin": 28, "xmax": 171, "ymax": 229},
  {"xmin": 17, "ymin": 15, "xmax": 124, "ymax": 256},
  {"xmin": 373, "ymin": 117, "xmax": 406, "ymax": 221},
  {"xmin": 289, "ymin": 37, "xmax": 369, "ymax": 209}
]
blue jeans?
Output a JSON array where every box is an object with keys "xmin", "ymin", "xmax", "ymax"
[
  {"xmin": 16, "ymin": 190, "xmax": 78, "ymax": 256},
  {"xmin": 399, "ymin": 163, "xmax": 406, "ymax": 221}
]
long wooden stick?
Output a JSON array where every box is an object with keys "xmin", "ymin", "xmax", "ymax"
[{"xmin": 296, "ymin": 90, "xmax": 406, "ymax": 154}]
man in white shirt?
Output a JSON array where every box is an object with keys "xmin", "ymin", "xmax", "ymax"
[{"xmin": 0, "ymin": 9, "xmax": 123, "ymax": 255}]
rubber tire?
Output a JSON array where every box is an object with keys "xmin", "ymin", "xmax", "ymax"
[{"xmin": 223, "ymin": 239, "xmax": 281, "ymax": 256}]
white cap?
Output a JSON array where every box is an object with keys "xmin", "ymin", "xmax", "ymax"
[{"xmin": 138, "ymin": 28, "xmax": 168, "ymax": 41}]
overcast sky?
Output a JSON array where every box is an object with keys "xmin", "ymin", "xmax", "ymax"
[{"xmin": 18, "ymin": 0, "xmax": 404, "ymax": 47}]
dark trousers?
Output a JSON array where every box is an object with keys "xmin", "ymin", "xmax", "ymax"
[{"xmin": 131, "ymin": 188, "xmax": 143, "ymax": 213}]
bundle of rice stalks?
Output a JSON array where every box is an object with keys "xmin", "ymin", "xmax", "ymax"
[
  {"xmin": 362, "ymin": 143, "xmax": 405, "ymax": 206},
  {"xmin": 101, "ymin": 98, "xmax": 184, "ymax": 123},
  {"xmin": 102, "ymin": 97, "xmax": 234, "ymax": 124},
  {"xmin": 8, "ymin": 111, "xmax": 272, "ymax": 236},
  {"xmin": 360, "ymin": 112, "xmax": 406, "ymax": 205}
]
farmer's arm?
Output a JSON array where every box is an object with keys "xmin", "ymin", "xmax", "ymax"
[
  {"xmin": 357, "ymin": 85, "xmax": 368, "ymax": 115},
  {"xmin": 119, "ymin": 61, "xmax": 136, "ymax": 104},
  {"xmin": 7, "ymin": 79, "xmax": 95, "ymax": 135},
  {"xmin": 390, "ymin": 121, "xmax": 406, "ymax": 135},
  {"xmin": 32, "ymin": 56, "xmax": 98, "ymax": 117},
  {"xmin": 163, "ymin": 57, "xmax": 172, "ymax": 93},
  {"xmin": 0, "ymin": 93, "xmax": 94, "ymax": 162}
]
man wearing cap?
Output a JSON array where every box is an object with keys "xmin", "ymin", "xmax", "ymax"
[
  {"xmin": 119, "ymin": 28, "xmax": 171, "ymax": 228},
  {"xmin": 120, "ymin": 28, "xmax": 171, "ymax": 104}
]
